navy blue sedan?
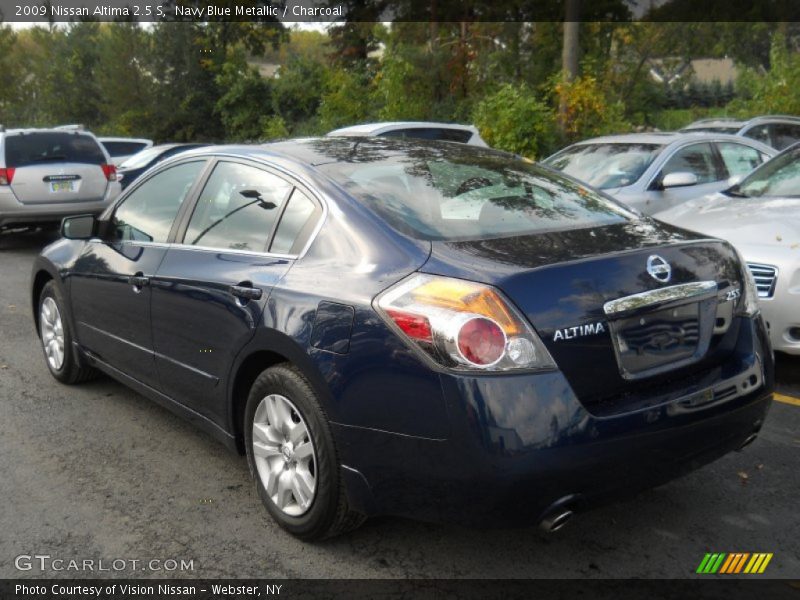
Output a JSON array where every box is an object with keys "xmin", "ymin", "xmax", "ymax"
[{"xmin": 31, "ymin": 139, "xmax": 774, "ymax": 539}]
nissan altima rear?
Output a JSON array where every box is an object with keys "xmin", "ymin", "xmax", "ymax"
[{"xmin": 32, "ymin": 138, "xmax": 773, "ymax": 539}]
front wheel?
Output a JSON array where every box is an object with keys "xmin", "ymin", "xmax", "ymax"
[{"xmin": 244, "ymin": 364, "xmax": 364, "ymax": 540}]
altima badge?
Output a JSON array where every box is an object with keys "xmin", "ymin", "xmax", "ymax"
[
  {"xmin": 553, "ymin": 322, "xmax": 606, "ymax": 342},
  {"xmin": 647, "ymin": 255, "xmax": 672, "ymax": 283}
]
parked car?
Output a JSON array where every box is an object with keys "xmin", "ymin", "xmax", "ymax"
[
  {"xmin": 327, "ymin": 121, "xmax": 489, "ymax": 146},
  {"xmin": 117, "ymin": 143, "xmax": 210, "ymax": 190},
  {"xmin": 543, "ymin": 132, "xmax": 775, "ymax": 215},
  {"xmin": 32, "ymin": 138, "xmax": 773, "ymax": 540},
  {"xmin": 0, "ymin": 126, "xmax": 121, "ymax": 232},
  {"xmin": 681, "ymin": 115, "xmax": 800, "ymax": 151},
  {"xmin": 657, "ymin": 143, "xmax": 800, "ymax": 355},
  {"xmin": 98, "ymin": 137, "xmax": 154, "ymax": 166}
]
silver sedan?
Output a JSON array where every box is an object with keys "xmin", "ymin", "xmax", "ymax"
[
  {"xmin": 657, "ymin": 144, "xmax": 800, "ymax": 355},
  {"xmin": 543, "ymin": 132, "xmax": 775, "ymax": 216}
]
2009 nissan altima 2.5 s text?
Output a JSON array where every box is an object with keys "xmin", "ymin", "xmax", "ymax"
[{"xmin": 30, "ymin": 138, "xmax": 774, "ymax": 540}]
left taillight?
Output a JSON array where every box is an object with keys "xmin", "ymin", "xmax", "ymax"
[
  {"xmin": 375, "ymin": 273, "xmax": 556, "ymax": 372},
  {"xmin": 101, "ymin": 164, "xmax": 117, "ymax": 182},
  {"xmin": 0, "ymin": 167, "xmax": 15, "ymax": 185}
]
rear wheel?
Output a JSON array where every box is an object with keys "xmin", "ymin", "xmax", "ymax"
[
  {"xmin": 244, "ymin": 364, "xmax": 365, "ymax": 540},
  {"xmin": 38, "ymin": 281, "xmax": 98, "ymax": 384}
]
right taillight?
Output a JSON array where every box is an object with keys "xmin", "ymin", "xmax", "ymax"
[
  {"xmin": 101, "ymin": 164, "xmax": 117, "ymax": 182},
  {"xmin": 0, "ymin": 167, "xmax": 15, "ymax": 185},
  {"xmin": 375, "ymin": 273, "xmax": 556, "ymax": 372}
]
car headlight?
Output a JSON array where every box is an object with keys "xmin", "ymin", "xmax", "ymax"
[{"xmin": 375, "ymin": 273, "xmax": 556, "ymax": 372}]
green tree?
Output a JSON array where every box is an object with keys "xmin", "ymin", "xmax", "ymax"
[{"xmin": 472, "ymin": 83, "xmax": 557, "ymax": 159}]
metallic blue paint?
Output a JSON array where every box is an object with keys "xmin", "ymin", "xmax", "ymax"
[{"xmin": 31, "ymin": 139, "xmax": 774, "ymax": 527}]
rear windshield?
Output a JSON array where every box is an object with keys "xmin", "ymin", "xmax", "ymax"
[
  {"xmin": 119, "ymin": 145, "xmax": 167, "ymax": 169},
  {"xmin": 544, "ymin": 143, "xmax": 663, "ymax": 189},
  {"xmin": 379, "ymin": 128, "xmax": 473, "ymax": 144},
  {"xmin": 683, "ymin": 126, "xmax": 741, "ymax": 134},
  {"xmin": 4, "ymin": 132, "xmax": 106, "ymax": 167},
  {"xmin": 102, "ymin": 141, "xmax": 149, "ymax": 157},
  {"xmin": 317, "ymin": 146, "xmax": 634, "ymax": 241}
]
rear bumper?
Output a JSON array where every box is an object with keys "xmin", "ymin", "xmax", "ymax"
[
  {"xmin": 333, "ymin": 316, "xmax": 774, "ymax": 526},
  {"xmin": 0, "ymin": 185, "xmax": 119, "ymax": 228}
]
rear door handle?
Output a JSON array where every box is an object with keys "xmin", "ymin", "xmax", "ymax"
[
  {"xmin": 230, "ymin": 285, "xmax": 262, "ymax": 301},
  {"xmin": 129, "ymin": 274, "xmax": 150, "ymax": 288}
]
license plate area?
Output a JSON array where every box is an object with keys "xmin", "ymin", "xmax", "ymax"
[
  {"xmin": 614, "ymin": 303, "xmax": 700, "ymax": 374},
  {"xmin": 604, "ymin": 282, "xmax": 718, "ymax": 380},
  {"xmin": 49, "ymin": 180, "xmax": 79, "ymax": 193}
]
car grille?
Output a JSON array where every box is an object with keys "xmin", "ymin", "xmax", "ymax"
[{"xmin": 747, "ymin": 263, "xmax": 777, "ymax": 298}]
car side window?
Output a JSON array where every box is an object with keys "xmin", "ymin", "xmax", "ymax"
[
  {"xmin": 660, "ymin": 143, "xmax": 719, "ymax": 185},
  {"xmin": 716, "ymin": 142, "xmax": 765, "ymax": 177},
  {"xmin": 111, "ymin": 161, "xmax": 204, "ymax": 243},
  {"xmin": 769, "ymin": 123, "xmax": 800, "ymax": 150},
  {"xmin": 744, "ymin": 124, "xmax": 771, "ymax": 146},
  {"xmin": 270, "ymin": 189, "xmax": 321, "ymax": 255},
  {"xmin": 183, "ymin": 161, "xmax": 292, "ymax": 252}
]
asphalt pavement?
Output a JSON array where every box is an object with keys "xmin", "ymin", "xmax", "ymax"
[{"xmin": 1, "ymin": 228, "xmax": 798, "ymax": 579}]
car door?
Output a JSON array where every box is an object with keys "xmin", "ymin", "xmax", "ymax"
[
  {"xmin": 69, "ymin": 160, "xmax": 207, "ymax": 386},
  {"xmin": 642, "ymin": 142, "xmax": 724, "ymax": 213},
  {"xmin": 150, "ymin": 158, "xmax": 323, "ymax": 421}
]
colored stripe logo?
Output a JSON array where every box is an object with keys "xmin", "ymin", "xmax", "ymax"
[{"xmin": 696, "ymin": 553, "xmax": 773, "ymax": 574}]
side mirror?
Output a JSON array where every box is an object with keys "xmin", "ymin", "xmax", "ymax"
[
  {"xmin": 61, "ymin": 214, "xmax": 96, "ymax": 240},
  {"xmin": 662, "ymin": 172, "xmax": 698, "ymax": 189}
]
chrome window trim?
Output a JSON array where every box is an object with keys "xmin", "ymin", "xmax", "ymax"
[
  {"xmin": 88, "ymin": 238, "xmax": 297, "ymax": 260},
  {"xmin": 604, "ymin": 281, "xmax": 718, "ymax": 317}
]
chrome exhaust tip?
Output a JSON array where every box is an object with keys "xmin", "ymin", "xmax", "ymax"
[
  {"xmin": 540, "ymin": 509, "xmax": 573, "ymax": 533},
  {"xmin": 738, "ymin": 433, "xmax": 758, "ymax": 451}
]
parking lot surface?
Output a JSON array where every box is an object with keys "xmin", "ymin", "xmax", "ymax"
[{"xmin": 1, "ymin": 229, "xmax": 798, "ymax": 579}]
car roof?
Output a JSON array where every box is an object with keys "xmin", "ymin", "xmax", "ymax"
[
  {"xmin": 170, "ymin": 137, "xmax": 512, "ymax": 168},
  {"xmin": 568, "ymin": 131, "xmax": 767, "ymax": 146},
  {"xmin": 327, "ymin": 122, "xmax": 479, "ymax": 136},
  {"xmin": 0, "ymin": 127, "xmax": 99, "ymax": 136},
  {"xmin": 98, "ymin": 137, "xmax": 153, "ymax": 143}
]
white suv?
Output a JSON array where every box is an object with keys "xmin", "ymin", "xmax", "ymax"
[{"xmin": 0, "ymin": 127, "xmax": 122, "ymax": 232}]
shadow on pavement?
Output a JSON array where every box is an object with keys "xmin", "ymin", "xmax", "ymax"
[{"xmin": 0, "ymin": 227, "xmax": 61, "ymax": 252}]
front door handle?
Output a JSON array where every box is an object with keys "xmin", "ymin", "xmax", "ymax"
[
  {"xmin": 129, "ymin": 274, "xmax": 150, "ymax": 289},
  {"xmin": 230, "ymin": 285, "xmax": 262, "ymax": 301}
]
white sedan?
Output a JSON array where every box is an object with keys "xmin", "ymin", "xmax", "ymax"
[{"xmin": 657, "ymin": 145, "xmax": 800, "ymax": 355}]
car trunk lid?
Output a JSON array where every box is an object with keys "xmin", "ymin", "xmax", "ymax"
[{"xmin": 421, "ymin": 222, "xmax": 745, "ymax": 413}]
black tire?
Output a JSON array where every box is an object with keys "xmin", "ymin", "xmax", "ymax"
[
  {"xmin": 38, "ymin": 281, "xmax": 98, "ymax": 384},
  {"xmin": 244, "ymin": 363, "xmax": 365, "ymax": 540}
]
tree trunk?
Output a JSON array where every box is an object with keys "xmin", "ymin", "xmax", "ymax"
[{"xmin": 559, "ymin": 0, "xmax": 581, "ymax": 132}]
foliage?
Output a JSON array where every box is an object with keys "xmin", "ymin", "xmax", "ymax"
[
  {"xmin": 552, "ymin": 74, "xmax": 631, "ymax": 142},
  {"xmin": 215, "ymin": 52, "xmax": 272, "ymax": 141},
  {"xmin": 0, "ymin": 21, "xmax": 798, "ymax": 152},
  {"xmin": 731, "ymin": 33, "xmax": 800, "ymax": 115},
  {"xmin": 317, "ymin": 67, "xmax": 374, "ymax": 131},
  {"xmin": 472, "ymin": 84, "xmax": 557, "ymax": 159}
]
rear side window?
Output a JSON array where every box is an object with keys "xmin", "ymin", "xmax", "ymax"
[
  {"xmin": 112, "ymin": 161, "xmax": 205, "ymax": 243},
  {"xmin": 717, "ymin": 142, "xmax": 765, "ymax": 177},
  {"xmin": 768, "ymin": 123, "xmax": 800, "ymax": 150},
  {"xmin": 660, "ymin": 143, "xmax": 719, "ymax": 184},
  {"xmin": 270, "ymin": 189, "xmax": 320, "ymax": 254},
  {"xmin": 102, "ymin": 141, "xmax": 149, "ymax": 158},
  {"xmin": 184, "ymin": 162, "xmax": 292, "ymax": 252},
  {"xmin": 379, "ymin": 128, "xmax": 473, "ymax": 144},
  {"xmin": 4, "ymin": 132, "xmax": 106, "ymax": 167}
]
